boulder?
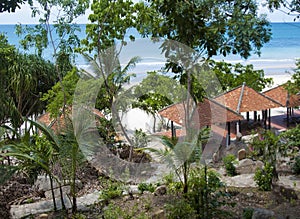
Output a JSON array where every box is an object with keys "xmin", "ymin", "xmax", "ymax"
[
  {"xmin": 237, "ymin": 149, "xmax": 246, "ymax": 160},
  {"xmin": 251, "ymin": 208, "xmax": 275, "ymax": 219},
  {"xmin": 154, "ymin": 185, "xmax": 167, "ymax": 196},
  {"xmin": 273, "ymin": 183, "xmax": 298, "ymax": 201},
  {"xmin": 235, "ymin": 159, "xmax": 263, "ymax": 174},
  {"xmin": 152, "ymin": 209, "xmax": 166, "ymax": 219}
]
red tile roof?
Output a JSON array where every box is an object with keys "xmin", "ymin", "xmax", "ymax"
[
  {"xmin": 158, "ymin": 98, "xmax": 244, "ymax": 128},
  {"xmin": 263, "ymin": 84, "xmax": 300, "ymax": 107},
  {"xmin": 37, "ymin": 107, "xmax": 104, "ymax": 133},
  {"xmin": 214, "ymin": 83, "xmax": 283, "ymax": 113}
]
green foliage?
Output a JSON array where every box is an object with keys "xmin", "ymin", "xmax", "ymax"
[
  {"xmin": 186, "ymin": 166, "xmax": 233, "ymax": 219},
  {"xmin": 0, "ymin": 0, "xmax": 31, "ymax": 12},
  {"xmin": 0, "ymin": 165, "xmax": 18, "ymax": 185},
  {"xmin": 102, "ymin": 203, "xmax": 148, "ymax": 219},
  {"xmin": 254, "ymin": 162, "xmax": 274, "ymax": 191},
  {"xmin": 132, "ymin": 129, "xmax": 149, "ymax": 148},
  {"xmin": 211, "ymin": 61, "xmax": 273, "ymax": 92},
  {"xmin": 280, "ymin": 125, "xmax": 300, "ymax": 150},
  {"xmin": 133, "ymin": 71, "xmax": 185, "ymax": 115},
  {"xmin": 163, "ymin": 173, "xmax": 183, "ymax": 193},
  {"xmin": 82, "ymin": 0, "xmax": 147, "ymax": 52},
  {"xmin": 99, "ymin": 178, "xmax": 124, "ymax": 203},
  {"xmin": 148, "ymin": 0, "xmax": 271, "ymax": 59},
  {"xmin": 250, "ymin": 129, "xmax": 286, "ymax": 181},
  {"xmin": 41, "ymin": 68, "xmax": 79, "ymax": 118},
  {"xmin": 137, "ymin": 182, "xmax": 156, "ymax": 193},
  {"xmin": 165, "ymin": 199, "xmax": 197, "ymax": 219},
  {"xmin": 242, "ymin": 208, "xmax": 254, "ymax": 219},
  {"xmin": 292, "ymin": 156, "xmax": 300, "ymax": 174},
  {"xmin": 0, "ymin": 40, "xmax": 57, "ymax": 129},
  {"xmin": 223, "ymin": 154, "xmax": 237, "ymax": 176}
]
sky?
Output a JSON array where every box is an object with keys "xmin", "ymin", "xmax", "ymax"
[{"xmin": 0, "ymin": 1, "xmax": 297, "ymax": 25}]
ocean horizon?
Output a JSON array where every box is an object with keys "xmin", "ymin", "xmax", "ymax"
[{"xmin": 1, "ymin": 22, "xmax": 300, "ymax": 77}]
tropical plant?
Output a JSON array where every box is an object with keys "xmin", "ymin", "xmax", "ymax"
[
  {"xmin": 0, "ymin": 121, "xmax": 60, "ymax": 210},
  {"xmin": 250, "ymin": 129, "xmax": 287, "ymax": 181},
  {"xmin": 0, "ymin": 36, "xmax": 57, "ymax": 131},
  {"xmin": 0, "ymin": 0, "xmax": 31, "ymax": 12},
  {"xmin": 186, "ymin": 166, "xmax": 233, "ymax": 219},
  {"xmin": 292, "ymin": 156, "xmax": 300, "ymax": 174},
  {"xmin": 141, "ymin": 127, "xmax": 210, "ymax": 193},
  {"xmin": 223, "ymin": 154, "xmax": 237, "ymax": 176},
  {"xmin": 80, "ymin": 44, "xmax": 140, "ymax": 161},
  {"xmin": 137, "ymin": 182, "xmax": 156, "ymax": 193},
  {"xmin": 211, "ymin": 61, "xmax": 273, "ymax": 92},
  {"xmin": 280, "ymin": 124, "xmax": 300, "ymax": 150},
  {"xmin": 254, "ymin": 162, "xmax": 274, "ymax": 191}
]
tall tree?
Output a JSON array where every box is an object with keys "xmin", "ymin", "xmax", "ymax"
[
  {"xmin": 16, "ymin": 0, "xmax": 89, "ymax": 114},
  {"xmin": 0, "ymin": 0, "xmax": 31, "ymax": 13},
  {"xmin": 265, "ymin": 0, "xmax": 300, "ymax": 20},
  {"xmin": 0, "ymin": 36, "xmax": 57, "ymax": 130}
]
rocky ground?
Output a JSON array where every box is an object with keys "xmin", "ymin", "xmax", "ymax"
[{"xmin": 1, "ymin": 141, "xmax": 300, "ymax": 218}]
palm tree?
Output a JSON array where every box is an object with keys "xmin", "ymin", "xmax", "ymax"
[
  {"xmin": 141, "ymin": 127, "xmax": 210, "ymax": 193},
  {"xmin": 81, "ymin": 44, "xmax": 140, "ymax": 161},
  {"xmin": 0, "ymin": 118, "xmax": 63, "ymax": 211}
]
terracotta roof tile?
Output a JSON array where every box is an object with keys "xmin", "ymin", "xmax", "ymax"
[
  {"xmin": 214, "ymin": 84, "xmax": 283, "ymax": 112},
  {"xmin": 263, "ymin": 84, "xmax": 300, "ymax": 107},
  {"xmin": 37, "ymin": 107, "xmax": 104, "ymax": 133},
  {"xmin": 158, "ymin": 98, "xmax": 243, "ymax": 128}
]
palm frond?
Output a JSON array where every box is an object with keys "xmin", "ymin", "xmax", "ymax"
[{"xmin": 24, "ymin": 118, "xmax": 60, "ymax": 152}]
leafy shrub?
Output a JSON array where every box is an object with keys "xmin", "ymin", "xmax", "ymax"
[
  {"xmin": 223, "ymin": 154, "xmax": 237, "ymax": 176},
  {"xmin": 254, "ymin": 162, "xmax": 274, "ymax": 191},
  {"xmin": 165, "ymin": 199, "xmax": 196, "ymax": 219},
  {"xmin": 99, "ymin": 178, "xmax": 123, "ymax": 203},
  {"xmin": 163, "ymin": 173, "xmax": 182, "ymax": 193},
  {"xmin": 242, "ymin": 208, "xmax": 254, "ymax": 219},
  {"xmin": 138, "ymin": 182, "xmax": 156, "ymax": 193},
  {"xmin": 292, "ymin": 156, "xmax": 300, "ymax": 174},
  {"xmin": 186, "ymin": 166, "xmax": 234, "ymax": 218},
  {"xmin": 103, "ymin": 203, "xmax": 148, "ymax": 219}
]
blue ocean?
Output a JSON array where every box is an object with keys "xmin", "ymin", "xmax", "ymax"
[{"xmin": 1, "ymin": 22, "xmax": 300, "ymax": 77}]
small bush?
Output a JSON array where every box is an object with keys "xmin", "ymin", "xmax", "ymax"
[
  {"xmin": 138, "ymin": 182, "xmax": 156, "ymax": 193},
  {"xmin": 254, "ymin": 162, "xmax": 274, "ymax": 191},
  {"xmin": 165, "ymin": 199, "xmax": 196, "ymax": 219},
  {"xmin": 242, "ymin": 208, "xmax": 254, "ymax": 219},
  {"xmin": 292, "ymin": 156, "xmax": 300, "ymax": 174},
  {"xmin": 223, "ymin": 154, "xmax": 237, "ymax": 176},
  {"xmin": 99, "ymin": 179, "xmax": 123, "ymax": 203}
]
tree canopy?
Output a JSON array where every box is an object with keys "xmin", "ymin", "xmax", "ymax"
[{"xmin": 0, "ymin": 0, "xmax": 31, "ymax": 13}]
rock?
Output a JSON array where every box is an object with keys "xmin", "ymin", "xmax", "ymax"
[
  {"xmin": 246, "ymin": 192, "xmax": 253, "ymax": 197},
  {"xmin": 213, "ymin": 152, "xmax": 218, "ymax": 163},
  {"xmin": 237, "ymin": 149, "xmax": 246, "ymax": 160},
  {"xmin": 151, "ymin": 209, "xmax": 166, "ymax": 219},
  {"xmin": 154, "ymin": 185, "xmax": 167, "ymax": 196},
  {"xmin": 34, "ymin": 175, "xmax": 82, "ymax": 192},
  {"xmin": 44, "ymin": 186, "xmax": 70, "ymax": 199},
  {"xmin": 251, "ymin": 208, "xmax": 275, "ymax": 219},
  {"xmin": 37, "ymin": 213, "xmax": 48, "ymax": 219},
  {"xmin": 235, "ymin": 159, "xmax": 263, "ymax": 174},
  {"xmin": 272, "ymin": 183, "xmax": 298, "ymax": 201},
  {"xmin": 123, "ymin": 185, "xmax": 139, "ymax": 196}
]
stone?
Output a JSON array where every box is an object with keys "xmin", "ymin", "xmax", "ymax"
[
  {"xmin": 251, "ymin": 208, "xmax": 275, "ymax": 219},
  {"xmin": 44, "ymin": 186, "xmax": 70, "ymax": 199},
  {"xmin": 237, "ymin": 149, "xmax": 246, "ymax": 160},
  {"xmin": 151, "ymin": 209, "xmax": 166, "ymax": 219},
  {"xmin": 272, "ymin": 183, "xmax": 298, "ymax": 201},
  {"xmin": 154, "ymin": 185, "xmax": 167, "ymax": 196},
  {"xmin": 213, "ymin": 152, "xmax": 218, "ymax": 163},
  {"xmin": 37, "ymin": 213, "xmax": 48, "ymax": 219},
  {"xmin": 34, "ymin": 175, "xmax": 82, "ymax": 192},
  {"xmin": 235, "ymin": 159, "xmax": 263, "ymax": 174}
]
